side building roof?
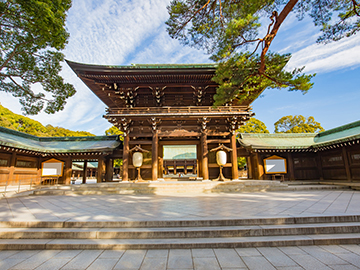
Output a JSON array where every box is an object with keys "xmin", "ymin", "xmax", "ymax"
[
  {"xmin": 0, "ymin": 126, "xmax": 121, "ymax": 154},
  {"xmin": 238, "ymin": 120, "xmax": 360, "ymax": 151}
]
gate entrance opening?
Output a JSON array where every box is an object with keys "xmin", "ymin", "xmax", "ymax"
[{"xmin": 163, "ymin": 145, "xmax": 197, "ymax": 177}]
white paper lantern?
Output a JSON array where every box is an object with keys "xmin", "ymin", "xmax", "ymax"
[
  {"xmin": 216, "ymin": 150, "xmax": 227, "ymax": 166},
  {"xmin": 132, "ymin": 152, "xmax": 143, "ymax": 167}
]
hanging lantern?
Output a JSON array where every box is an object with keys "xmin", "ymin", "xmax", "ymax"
[
  {"xmin": 216, "ymin": 150, "xmax": 227, "ymax": 166},
  {"xmin": 132, "ymin": 152, "xmax": 143, "ymax": 168}
]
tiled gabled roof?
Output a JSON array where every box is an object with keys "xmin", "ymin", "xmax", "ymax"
[
  {"xmin": 238, "ymin": 120, "xmax": 360, "ymax": 150},
  {"xmin": 0, "ymin": 127, "xmax": 121, "ymax": 153}
]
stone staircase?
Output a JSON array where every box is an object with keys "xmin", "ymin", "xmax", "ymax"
[
  {"xmin": 1, "ymin": 215, "xmax": 360, "ymax": 250},
  {"xmin": 4, "ymin": 180, "xmax": 350, "ymax": 198}
]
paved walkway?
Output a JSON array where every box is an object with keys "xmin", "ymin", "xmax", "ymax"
[
  {"xmin": 1, "ymin": 245, "xmax": 360, "ymax": 269},
  {"xmin": 1, "ymin": 189, "xmax": 360, "ymax": 269},
  {"xmin": 1, "ymin": 190, "xmax": 360, "ymax": 222}
]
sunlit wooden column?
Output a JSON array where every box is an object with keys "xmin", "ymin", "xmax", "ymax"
[
  {"xmin": 230, "ymin": 132, "xmax": 239, "ymax": 180},
  {"xmin": 152, "ymin": 130, "xmax": 158, "ymax": 181},
  {"xmin": 63, "ymin": 157, "xmax": 72, "ymax": 185},
  {"xmin": 97, "ymin": 156, "xmax": 105, "ymax": 183},
  {"xmin": 105, "ymin": 157, "xmax": 113, "ymax": 182},
  {"xmin": 201, "ymin": 132, "xmax": 209, "ymax": 180},
  {"xmin": 286, "ymin": 152, "xmax": 295, "ymax": 180},
  {"xmin": 120, "ymin": 118, "xmax": 131, "ymax": 182},
  {"xmin": 246, "ymin": 156, "xmax": 252, "ymax": 179},
  {"xmin": 150, "ymin": 117, "xmax": 160, "ymax": 181},
  {"xmin": 82, "ymin": 160, "xmax": 87, "ymax": 184},
  {"xmin": 228, "ymin": 116, "xmax": 239, "ymax": 180},
  {"xmin": 200, "ymin": 117, "xmax": 209, "ymax": 180},
  {"xmin": 122, "ymin": 135, "xmax": 130, "ymax": 181},
  {"xmin": 256, "ymin": 152, "xmax": 264, "ymax": 180}
]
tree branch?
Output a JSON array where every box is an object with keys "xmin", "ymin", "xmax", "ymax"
[
  {"xmin": 259, "ymin": 0, "xmax": 299, "ymax": 74},
  {"xmin": 351, "ymin": 0, "xmax": 360, "ymax": 16},
  {"xmin": 8, "ymin": 76, "xmax": 50, "ymax": 102},
  {"xmin": 174, "ymin": 0, "xmax": 213, "ymax": 36}
]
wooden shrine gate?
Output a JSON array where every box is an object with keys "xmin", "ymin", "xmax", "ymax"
[{"xmin": 67, "ymin": 61, "xmax": 257, "ymax": 181}]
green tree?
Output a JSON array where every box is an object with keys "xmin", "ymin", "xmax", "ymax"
[
  {"xmin": 105, "ymin": 126, "xmax": 123, "ymax": 138},
  {"xmin": 166, "ymin": 0, "xmax": 359, "ymax": 105},
  {"xmin": 274, "ymin": 115, "xmax": 324, "ymax": 133},
  {"xmin": 0, "ymin": 0, "xmax": 75, "ymax": 114},
  {"xmin": 0, "ymin": 104, "xmax": 94, "ymax": 137},
  {"xmin": 237, "ymin": 118, "xmax": 269, "ymax": 133}
]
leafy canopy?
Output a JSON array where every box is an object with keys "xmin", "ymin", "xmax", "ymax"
[
  {"xmin": 237, "ymin": 117, "xmax": 269, "ymax": 133},
  {"xmin": 166, "ymin": 0, "xmax": 360, "ymax": 105},
  {"xmin": 0, "ymin": 0, "xmax": 75, "ymax": 114},
  {"xmin": 0, "ymin": 104, "xmax": 94, "ymax": 137},
  {"xmin": 274, "ymin": 115, "xmax": 324, "ymax": 133}
]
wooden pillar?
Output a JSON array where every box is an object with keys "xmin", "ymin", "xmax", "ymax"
[
  {"xmin": 8, "ymin": 152, "xmax": 17, "ymax": 183},
  {"xmin": 63, "ymin": 157, "xmax": 72, "ymax": 185},
  {"xmin": 158, "ymin": 144, "xmax": 163, "ymax": 178},
  {"xmin": 201, "ymin": 132, "xmax": 209, "ymax": 180},
  {"xmin": 254, "ymin": 152, "xmax": 264, "ymax": 180},
  {"xmin": 197, "ymin": 143, "xmax": 201, "ymax": 176},
  {"xmin": 286, "ymin": 153, "xmax": 295, "ymax": 181},
  {"xmin": 122, "ymin": 135, "xmax": 130, "ymax": 181},
  {"xmin": 97, "ymin": 156, "xmax": 105, "ymax": 183},
  {"xmin": 342, "ymin": 147, "xmax": 352, "ymax": 181},
  {"xmin": 247, "ymin": 156, "xmax": 252, "ymax": 179},
  {"xmin": 152, "ymin": 130, "xmax": 158, "ymax": 181},
  {"xmin": 82, "ymin": 160, "xmax": 87, "ymax": 184},
  {"xmin": 37, "ymin": 157, "xmax": 43, "ymax": 182},
  {"xmin": 230, "ymin": 133, "xmax": 239, "ymax": 180},
  {"xmin": 105, "ymin": 157, "xmax": 113, "ymax": 182}
]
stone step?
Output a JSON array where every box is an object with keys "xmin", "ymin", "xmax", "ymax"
[
  {"xmin": 1, "ymin": 233, "xmax": 360, "ymax": 250},
  {"xmin": 0, "ymin": 222, "xmax": 359, "ymax": 239},
  {"xmin": 1, "ymin": 215, "xmax": 360, "ymax": 228}
]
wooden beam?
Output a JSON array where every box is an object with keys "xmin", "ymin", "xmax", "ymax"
[{"xmin": 206, "ymin": 139, "xmax": 230, "ymax": 144}]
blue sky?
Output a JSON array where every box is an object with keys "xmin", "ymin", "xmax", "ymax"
[{"xmin": 2, "ymin": 0, "xmax": 360, "ymax": 134}]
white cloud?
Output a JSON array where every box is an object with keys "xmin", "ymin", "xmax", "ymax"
[{"xmin": 286, "ymin": 33, "xmax": 360, "ymax": 73}]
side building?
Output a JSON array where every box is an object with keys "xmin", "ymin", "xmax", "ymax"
[
  {"xmin": 0, "ymin": 127, "xmax": 122, "ymax": 185},
  {"xmin": 238, "ymin": 120, "xmax": 360, "ymax": 181}
]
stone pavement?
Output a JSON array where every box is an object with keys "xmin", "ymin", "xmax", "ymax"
[
  {"xmin": 1, "ymin": 190, "xmax": 360, "ymax": 221},
  {"xmin": 1, "ymin": 189, "xmax": 360, "ymax": 269},
  {"xmin": 1, "ymin": 245, "xmax": 360, "ymax": 269}
]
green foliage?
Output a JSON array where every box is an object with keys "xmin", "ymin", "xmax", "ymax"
[
  {"xmin": 105, "ymin": 126, "xmax": 124, "ymax": 140},
  {"xmin": 237, "ymin": 118, "xmax": 270, "ymax": 133},
  {"xmin": 274, "ymin": 115, "xmax": 325, "ymax": 133},
  {"xmin": 238, "ymin": 156, "xmax": 247, "ymax": 169},
  {"xmin": 0, "ymin": 104, "xmax": 94, "ymax": 137},
  {"xmin": 166, "ymin": 0, "xmax": 359, "ymax": 105},
  {"xmin": 213, "ymin": 52, "xmax": 314, "ymax": 105},
  {"xmin": 0, "ymin": 0, "xmax": 75, "ymax": 114},
  {"xmin": 113, "ymin": 159, "xmax": 123, "ymax": 168}
]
